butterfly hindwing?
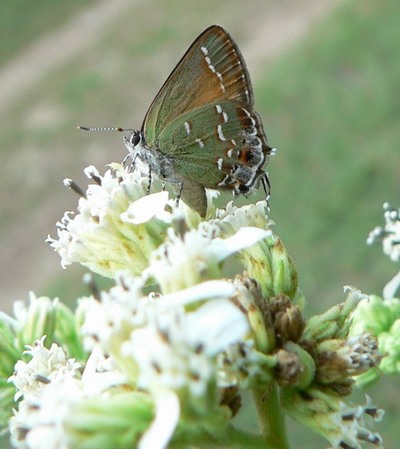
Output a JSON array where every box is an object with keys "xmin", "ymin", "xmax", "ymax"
[{"xmin": 158, "ymin": 99, "xmax": 271, "ymax": 193}]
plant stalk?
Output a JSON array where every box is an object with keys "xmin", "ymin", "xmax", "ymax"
[{"xmin": 252, "ymin": 381, "xmax": 290, "ymax": 449}]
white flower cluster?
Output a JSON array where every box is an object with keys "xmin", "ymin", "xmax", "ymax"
[
  {"xmin": 282, "ymin": 388, "xmax": 383, "ymax": 449},
  {"xmin": 215, "ymin": 200, "xmax": 273, "ymax": 234},
  {"xmin": 9, "ymin": 338, "xmax": 82, "ymax": 449},
  {"xmin": 367, "ymin": 201, "xmax": 400, "ymax": 298},
  {"xmin": 339, "ymin": 334, "xmax": 381, "ymax": 374},
  {"xmin": 79, "ymin": 274, "xmax": 252, "ymax": 444},
  {"xmin": 14, "ymin": 166, "xmax": 275, "ymax": 449},
  {"xmin": 333, "ymin": 399, "xmax": 384, "ymax": 449},
  {"xmin": 146, "ymin": 222, "xmax": 270, "ymax": 292},
  {"xmin": 8, "ymin": 276, "xmax": 257, "ymax": 449},
  {"xmin": 4, "ymin": 164, "xmax": 384, "ymax": 449},
  {"xmin": 46, "ymin": 165, "xmax": 170, "ymax": 277},
  {"xmin": 367, "ymin": 202, "xmax": 400, "ymax": 262}
]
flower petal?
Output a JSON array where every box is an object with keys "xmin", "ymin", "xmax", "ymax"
[
  {"xmin": 139, "ymin": 391, "xmax": 180, "ymax": 449},
  {"xmin": 122, "ymin": 191, "xmax": 170, "ymax": 224}
]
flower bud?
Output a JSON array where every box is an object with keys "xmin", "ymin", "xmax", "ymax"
[
  {"xmin": 66, "ymin": 392, "xmax": 154, "ymax": 449},
  {"xmin": 303, "ymin": 287, "xmax": 366, "ymax": 341},
  {"xmin": 14, "ymin": 293, "xmax": 58, "ymax": 348},
  {"xmin": 351, "ymin": 294, "xmax": 400, "ymax": 380},
  {"xmin": 314, "ymin": 334, "xmax": 381, "ymax": 385},
  {"xmin": 275, "ymin": 341, "xmax": 315, "ymax": 389},
  {"xmin": 269, "ymin": 295, "xmax": 305, "ymax": 344},
  {"xmin": 0, "ymin": 314, "xmax": 20, "ymax": 378},
  {"xmin": 231, "ymin": 275, "xmax": 274, "ymax": 353}
]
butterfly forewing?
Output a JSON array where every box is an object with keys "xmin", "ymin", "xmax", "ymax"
[{"xmin": 142, "ymin": 25, "xmax": 255, "ymax": 145}]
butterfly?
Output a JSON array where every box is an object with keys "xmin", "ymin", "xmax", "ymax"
[{"xmin": 80, "ymin": 25, "xmax": 273, "ymax": 217}]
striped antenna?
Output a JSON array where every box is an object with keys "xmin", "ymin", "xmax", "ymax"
[{"xmin": 77, "ymin": 126, "xmax": 135, "ymax": 132}]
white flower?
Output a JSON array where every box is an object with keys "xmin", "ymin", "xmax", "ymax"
[
  {"xmin": 78, "ymin": 273, "xmax": 249, "ymax": 449},
  {"xmin": 215, "ymin": 200, "xmax": 273, "ymax": 235},
  {"xmin": 125, "ymin": 298, "xmax": 248, "ymax": 397},
  {"xmin": 121, "ymin": 191, "xmax": 170, "ymax": 224},
  {"xmin": 9, "ymin": 376, "xmax": 82, "ymax": 449},
  {"xmin": 147, "ymin": 221, "xmax": 270, "ymax": 292},
  {"xmin": 338, "ymin": 334, "xmax": 381, "ymax": 374},
  {"xmin": 80, "ymin": 272, "xmax": 245, "ymax": 386},
  {"xmin": 8, "ymin": 338, "xmax": 82, "ymax": 449},
  {"xmin": 138, "ymin": 390, "xmax": 180, "ymax": 449},
  {"xmin": 367, "ymin": 202, "xmax": 400, "ymax": 262},
  {"xmin": 9, "ymin": 336, "xmax": 81, "ymax": 401},
  {"xmin": 6, "ymin": 293, "xmax": 59, "ymax": 342},
  {"xmin": 331, "ymin": 399, "xmax": 384, "ymax": 449},
  {"xmin": 217, "ymin": 340, "xmax": 264, "ymax": 388},
  {"xmin": 47, "ymin": 165, "xmax": 168, "ymax": 278},
  {"xmin": 282, "ymin": 388, "xmax": 383, "ymax": 449},
  {"xmin": 8, "ymin": 338, "xmax": 128, "ymax": 449},
  {"xmin": 79, "ymin": 273, "xmax": 148, "ymax": 350}
]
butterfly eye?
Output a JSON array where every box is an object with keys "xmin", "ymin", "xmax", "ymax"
[{"xmin": 130, "ymin": 132, "xmax": 141, "ymax": 146}]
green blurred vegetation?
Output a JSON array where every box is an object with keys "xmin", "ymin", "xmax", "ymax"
[
  {"xmin": 0, "ymin": 0, "xmax": 97, "ymax": 64},
  {"xmin": 0, "ymin": 0, "xmax": 399, "ymax": 448},
  {"xmin": 259, "ymin": 0, "xmax": 400, "ymax": 311}
]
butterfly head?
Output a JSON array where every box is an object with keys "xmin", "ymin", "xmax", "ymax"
[
  {"xmin": 122, "ymin": 130, "xmax": 160, "ymax": 174},
  {"xmin": 123, "ymin": 130, "xmax": 143, "ymax": 154}
]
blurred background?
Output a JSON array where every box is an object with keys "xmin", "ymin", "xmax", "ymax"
[{"xmin": 0, "ymin": 0, "xmax": 398, "ymax": 447}]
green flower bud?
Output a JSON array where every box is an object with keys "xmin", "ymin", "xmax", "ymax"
[
  {"xmin": 66, "ymin": 392, "xmax": 154, "ymax": 449},
  {"xmin": 303, "ymin": 287, "xmax": 366, "ymax": 341},
  {"xmin": 55, "ymin": 302, "xmax": 86, "ymax": 361},
  {"xmin": 231, "ymin": 275, "xmax": 274, "ymax": 353},
  {"xmin": 0, "ymin": 379, "xmax": 15, "ymax": 428},
  {"xmin": 269, "ymin": 238, "xmax": 299, "ymax": 300},
  {"xmin": 351, "ymin": 294, "xmax": 400, "ymax": 336},
  {"xmin": 351, "ymin": 295, "xmax": 400, "ymax": 378},
  {"xmin": 0, "ymin": 314, "xmax": 20, "ymax": 378},
  {"xmin": 14, "ymin": 293, "xmax": 58, "ymax": 349},
  {"xmin": 214, "ymin": 201, "xmax": 300, "ymax": 300}
]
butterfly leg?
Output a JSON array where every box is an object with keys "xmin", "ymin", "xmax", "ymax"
[
  {"xmin": 122, "ymin": 152, "xmax": 131, "ymax": 166},
  {"xmin": 147, "ymin": 167, "xmax": 152, "ymax": 195},
  {"xmin": 261, "ymin": 172, "xmax": 271, "ymax": 209},
  {"xmin": 175, "ymin": 182, "xmax": 184, "ymax": 208},
  {"xmin": 123, "ymin": 153, "xmax": 138, "ymax": 173}
]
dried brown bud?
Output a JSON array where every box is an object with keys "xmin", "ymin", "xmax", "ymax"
[
  {"xmin": 269, "ymin": 295, "xmax": 305, "ymax": 344},
  {"xmin": 275, "ymin": 349, "xmax": 303, "ymax": 386}
]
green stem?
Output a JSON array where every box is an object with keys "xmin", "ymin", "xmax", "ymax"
[
  {"xmin": 252, "ymin": 381, "xmax": 290, "ymax": 449},
  {"xmin": 173, "ymin": 425, "xmax": 272, "ymax": 449}
]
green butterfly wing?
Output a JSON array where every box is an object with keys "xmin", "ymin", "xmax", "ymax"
[
  {"xmin": 142, "ymin": 25, "xmax": 254, "ymax": 145},
  {"xmin": 158, "ymin": 99, "xmax": 270, "ymax": 189}
]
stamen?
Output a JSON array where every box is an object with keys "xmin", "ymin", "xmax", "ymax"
[{"xmin": 63, "ymin": 179, "xmax": 86, "ymax": 198}]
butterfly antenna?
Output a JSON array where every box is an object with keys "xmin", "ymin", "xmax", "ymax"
[{"xmin": 77, "ymin": 126, "xmax": 135, "ymax": 132}]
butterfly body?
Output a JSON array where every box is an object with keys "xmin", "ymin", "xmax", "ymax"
[
  {"xmin": 124, "ymin": 132, "xmax": 176, "ymax": 183},
  {"xmin": 123, "ymin": 25, "xmax": 273, "ymax": 216}
]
